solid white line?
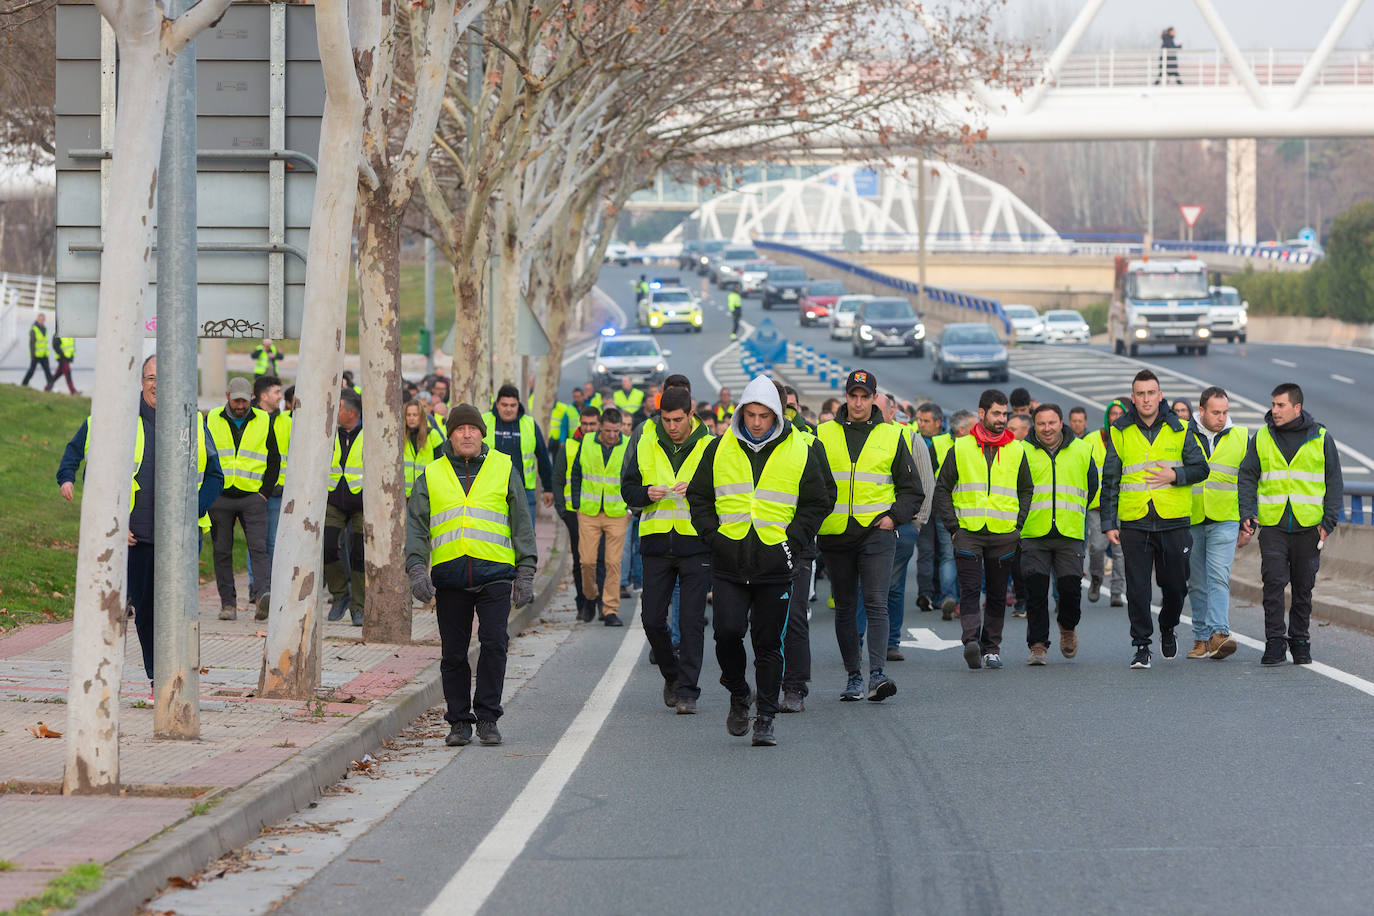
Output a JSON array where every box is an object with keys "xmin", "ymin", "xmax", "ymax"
[
  {"xmin": 1331, "ymin": 374, "xmax": 1355, "ymax": 384},
  {"xmin": 422, "ymin": 621, "xmax": 643, "ymax": 916},
  {"xmin": 702, "ymin": 320, "xmax": 755, "ymax": 393},
  {"xmin": 561, "ymin": 343, "xmax": 594, "ymax": 367},
  {"xmin": 1271, "ymin": 358, "xmax": 1298, "ymax": 368},
  {"xmin": 1157, "ymin": 608, "xmax": 1374, "ymax": 699}
]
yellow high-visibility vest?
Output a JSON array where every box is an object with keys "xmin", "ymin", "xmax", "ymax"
[
  {"xmin": 1088, "ymin": 434, "xmax": 1107, "ymax": 510},
  {"xmin": 85, "ymin": 413, "xmax": 211, "ymax": 531},
  {"xmin": 206, "ymin": 407, "xmax": 272, "ymax": 492},
  {"xmin": 482, "ymin": 412, "xmax": 537, "ymax": 492},
  {"xmin": 273, "ymin": 410, "xmax": 291, "ymax": 487},
  {"xmin": 1022, "ymin": 437, "xmax": 1093, "ymax": 539},
  {"xmin": 613, "ymin": 388, "xmax": 646, "ymax": 414},
  {"xmin": 405, "ymin": 427, "xmax": 445, "ymax": 498},
  {"xmin": 817, "ymin": 420, "xmax": 899, "ymax": 534},
  {"xmin": 637, "ymin": 422, "xmax": 712, "ymax": 537},
  {"xmin": 931, "ymin": 433, "xmax": 953, "ymax": 475},
  {"xmin": 1110, "ymin": 421, "xmax": 1190, "ymax": 522},
  {"xmin": 1255, "ymin": 426, "xmax": 1327, "ymax": 528},
  {"xmin": 330, "ymin": 428, "xmax": 364, "ymax": 494},
  {"xmin": 711, "ymin": 431, "xmax": 808, "ymax": 545},
  {"xmin": 578, "ymin": 435, "xmax": 628, "ymax": 518},
  {"xmin": 1190, "ymin": 425, "xmax": 1247, "ymax": 524},
  {"xmin": 423, "ymin": 450, "xmax": 515, "ymax": 567},
  {"xmin": 30, "ymin": 324, "xmax": 48, "ymax": 357},
  {"xmin": 951, "ymin": 434, "xmax": 1025, "ymax": 534}
]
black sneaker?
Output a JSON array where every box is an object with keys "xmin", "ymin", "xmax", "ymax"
[
  {"xmin": 752, "ymin": 715, "xmax": 777, "ymax": 747},
  {"xmin": 1290, "ymin": 639, "xmax": 1312, "ymax": 665},
  {"xmin": 476, "ymin": 720, "xmax": 502, "ymax": 746},
  {"xmin": 1160, "ymin": 627, "xmax": 1177, "ymax": 659},
  {"xmin": 445, "ymin": 722, "xmax": 473, "ymax": 747},
  {"xmin": 963, "ymin": 641, "xmax": 983, "ymax": 670},
  {"xmin": 1261, "ymin": 638, "xmax": 1288, "ymax": 666},
  {"xmin": 1110, "ymin": 594, "xmax": 1124, "ymax": 607},
  {"xmin": 604, "ymin": 613, "xmax": 623, "ymax": 627},
  {"xmin": 1130, "ymin": 647, "xmax": 1151, "ymax": 669},
  {"xmin": 726, "ymin": 691, "xmax": 753, "ymax": 737},
  {"xmin": 916, "ymin": 595, "xmax": 933, "ymax": 613},
  {"xmin": 779, "ymin": 689, "xmax": 805, "ymax": 713},
  {"xmin": 662, "ymin": 678, "xmax": 679, "ymax": 708},
  {"xmin": 675, "ymin": 696, "xmax": 697, "ymax": 715},
  {"xmin": 327, "ymin": 596, "xmax": 349, "ymax": 621},
  {"xmin": 648, "ymin": 646, "xmax": 657, "ymax": 666},
  {"xmin": 350, "ymin": 607, "xmax": 364, "ymax": 627},
  {"xmin": 619, "ymin": 585, "xmax": 631, "ymax": 599}
]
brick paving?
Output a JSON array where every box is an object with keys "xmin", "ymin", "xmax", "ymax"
[{"xmin": 0, "ymin": 514, "xmax": 557, "ymax": 910}]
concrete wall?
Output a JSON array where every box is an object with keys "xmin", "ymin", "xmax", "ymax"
[
  {"xmin": 854, "ymin": 252, "xmax": 1115, "ymax": 311},
  {"xmin": 1245, "ymin": 315, "xmax": 1374, "ymax": 349}
]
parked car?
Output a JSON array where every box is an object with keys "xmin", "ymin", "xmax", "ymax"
[
  {"xmin": 740, "ymin": 259, "xmax": 776, "ymax": 297},
  {"xmin": 1042, "ymin": 309, "xmax": 1091, "ymax": 344},
  {"xmin": 1002, "ymin": 303, "xmax": 1045, "ymax": 344},
  {"xmin": 852, "ymin": 296, "xmax": 925, "ymax": 358},
  {"xmin": 637, "ymin": 286, "xmax": 703, "ymax": 333},
  {"xmin": 799, "ymin": 279, "xmax": 846, "ymax": 327},
  {"xmin": 829, "ymin": 294, "xmax": 873, "ymax": 340},
  {"xmin": 930, "ymin": 322, "xmax": 1009, "ymax": 383},
  {"xmin": 712, "ymin": 245, "xmax": 760, "ymax": 288},
  {"xmin": 590, "ymin": 330, "xmax": 670, "ymax": 387},
  {"xmin": 1207, "ymin": 285, "xmax": 1248, "ymax": 343},
  {"xmin": 761, "ymin": 265, "xmax": 808, "ymax": 309}
]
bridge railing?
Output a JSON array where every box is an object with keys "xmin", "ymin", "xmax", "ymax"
[
  {"xmin": 1342, "ymin": 482, "xmax": 1374, "ymax": 527},
  {"xmin": 1027, "ymin": 48, "xmax": 1374, "ymax": 91},
  {"xmin": 1150, "ymin": 239, "xmax": 1322, "ymax": 264},
  {"xmin": 0, "ymin": 272, "xmax": 57, "ymax": 361},
  {"xmin": 753, "ymin": 240, "xmax": 1011, "ymax": 334},
  {"xmin": 753, "ymin": 231, "xmax": 1142, "ymax": 256}
]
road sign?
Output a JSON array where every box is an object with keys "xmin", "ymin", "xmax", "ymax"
[
  {"xmin": 55, "ymin": 2, "xmax": 320, "ymax": 338},
  {"xmin": 1298, "ymin": 226, "xmax": 1317, "ymax": 242},
  {"xmin": 841, "ymin": 230, "xmax": 863, "ymax": 253},
  {"xmin": 1178, "ymin": 204, "xmax": 1204, "ymax": 228}
]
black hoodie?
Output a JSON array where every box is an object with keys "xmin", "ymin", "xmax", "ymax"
[
  {"xmin": 1023, "ymin": 424, "xmax": 1099, "ymax": 534},
  {"xmin": 1099, "ymin": 401, "xmax": 1209, "ymax": 532},
  {"xmin": 1238, "ymin": 408, "xmax": 1343, "ymax": 533}
]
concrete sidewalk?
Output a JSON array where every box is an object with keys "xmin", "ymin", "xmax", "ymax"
[{"xmin": 0, "ymin": 512, "xmax": 571, "ymax": 914}]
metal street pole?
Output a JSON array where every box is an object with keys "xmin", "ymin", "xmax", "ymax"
[
  {"xmin": 1145, "ymin": 139, "xmax": 1155, "ymax": 248},
  {"xmin": 154, "ymin": 0, "xmax": 200, "ymax": 739}
]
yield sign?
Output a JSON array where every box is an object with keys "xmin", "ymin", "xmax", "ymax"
[
  {"xmin": 898, "ymin": 627, "xmax": 963, "ymax": 651},
  {"xmin": 1178, "ymin": 204, "xmax": 1204, "ymax": 228}
]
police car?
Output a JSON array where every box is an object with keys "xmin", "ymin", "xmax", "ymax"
[
  {"xmin": 590, "ymin": 329, "xmax": 671, "ymax": 387},
  {"xmin": 637, "ymin": 285, "xmax": 704, "ymax": 333}
]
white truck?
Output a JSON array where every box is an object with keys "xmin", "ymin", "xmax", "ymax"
[{"xmin": 1109, "ymin": 257, "xmax": 1214, "ymax": 357}]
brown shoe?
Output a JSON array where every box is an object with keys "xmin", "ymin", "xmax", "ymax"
[
  {"xmin": 941, "ymin": 598, "xmax": 956, "ymax": 620},
  {"xmin": 1186, "ymin": 640, "xmax": 1209, "ymax": 659},
  {"xmin": 1207, "ymin": 632, "xmax": 1238, "ymax": 660},
  {"xmin": 1059, "ymin": 628, "xmax": 1078, "ymax": 658},
  {"xmin": 218, "ymin": 605, "xmax": 237, "ymax": 621},
  {"xmin": 1027, "ymin": 644, "xmax": 1048, "ymax": 666}
]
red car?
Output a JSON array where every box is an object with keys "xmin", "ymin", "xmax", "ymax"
[{"xmin": 798, "ymin": 279, "xmax": 847, "ymax": 327}]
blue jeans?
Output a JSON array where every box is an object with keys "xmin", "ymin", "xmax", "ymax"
[
  {"xmin": 670, "ymin": 580, "xmax": 681, "ymax": 645},
  {"xmin": 935, "ymin": 521, "xmax": 957, "ymax": 602},
  {"xmin": 1189, "ymin": 520, "xmax": 1238, "ymax": 640},
  {"xmin": 621, "ymin": 515, "xmax": 642, "ymax": 588},
  {"xmin": 247, "ymin": 494, "xmax": 282, "ymax": 594},
  {"xmin": 886, "ymin": 522, "xmax": 919, "ymax": 648}
]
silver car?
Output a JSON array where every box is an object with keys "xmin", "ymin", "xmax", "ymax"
[
  {"xmin": 829, "ymin": 294, "xmax": 873, "ymax": 340},
  {"xmin": 1042, "ymin": 309, "xmax": 1091, "ymax": 344},
  {"xmin": 1002, "ymin": 303, "xmax": 1045, "ymax": 344}
]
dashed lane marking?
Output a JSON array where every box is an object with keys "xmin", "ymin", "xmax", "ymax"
[{"xmin": 1271, "ymin": 358, "xmax": 1298, "ymax": 368}]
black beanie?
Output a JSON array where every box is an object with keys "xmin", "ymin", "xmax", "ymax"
[{"xmin": 446, "ymin": 403, "xmax": 486, "ymax": 437}]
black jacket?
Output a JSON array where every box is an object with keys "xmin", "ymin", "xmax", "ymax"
[
  {"xmin": 405, "ymin": 442, "xmax": 537, "ymax": 590},
  {"xmin": 933, "ymin": 429, "xmax": 1034, "ymax": 534},
  {"xmin": 1099, "ymin": 403, "xmax": 1209, "ymax": 532},
  {"xmin": 815, "ymin": 405, "xmax": 922, "ymax": 551},
  {"xmin": 622, "ymin": 417, "xmax": 712, "ymax": 557},
  {"xmin": 328, "ymin": 423, "xmax": 365, "ymax": 513},
  {"xmin": 1238, "ymin": 408, "xmax": 1342, "ymax": 533},
  {"xmin": 1022, "ymin": 426, "xmax": 1099, "ymax": 533},
  {"xmin": 685, "ymin": 424, "xmax": 835, "ymax": 584}
]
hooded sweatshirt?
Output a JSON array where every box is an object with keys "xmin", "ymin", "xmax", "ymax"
[
  {"xmin": 686, "ymin": 376, "xmax": 836, "ymax": 584},
  {"xmin": 1237, "ymin": 407, "xmax": 1342, "ymax": 533},
  {"xmin": 489, "ymin": 400, "xmax": 554, "ymax": 494}
]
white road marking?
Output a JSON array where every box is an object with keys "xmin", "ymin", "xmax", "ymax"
[
  {"xmin": 1155, "ymin": 608, "xmax": 1374, "ymax": 699},
  {"xmin": 899, "ymin": 627, "xmax": 962, "ymax": 651},
  {"xmin": 1332, "ymin": 374, "xmax": 1355, "ymax": 384},
  {"xmin": 422, "ymin": 620, "xmax": 643, "ymax": 916},
  {"xmin": 702, "ymin": 320, "xmax": 755, "ymax": 392},
  {"xmin": 1271, "ymin": 358, "xmax": 1298, "ymax": 368},
  {"xmin": 561, "ymin": 343, "xmax": 594, "ymax": 367}
]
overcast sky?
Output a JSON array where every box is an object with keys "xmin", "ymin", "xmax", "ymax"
[{"xmin": 1005, "ymin": 0, "xmax": 1374, "ymax": 51}]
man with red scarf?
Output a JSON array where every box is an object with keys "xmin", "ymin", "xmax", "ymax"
[{"xmin": 933, "ymin": 389, "xmax": 1033, "ymax": 670}]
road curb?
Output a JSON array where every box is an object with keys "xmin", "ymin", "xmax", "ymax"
[
  {"xmin": 73, "ymin": 525, "xmax": 571, "ymax": 916},
  {"xmin": 1229, "ymin": 574, "xmax": 1374, "ymax": 635}
]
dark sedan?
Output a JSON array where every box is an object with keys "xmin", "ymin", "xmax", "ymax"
[
  {"xmin": 930, "ymin": 322, "xmax": 1010, "ymax": 383},
  {"xmin": 761, "ymin": 265, "xmax": 808, "ymax": 309},
  {"xmin": 852, "ymin": 297, "xmax": 926, "ymax": 358}
]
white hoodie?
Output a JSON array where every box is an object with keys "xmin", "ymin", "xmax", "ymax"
[
  {"xmin": 1194, "ymin": 414, "xmax": 1235, "ymax": 453},
  {"xmin": 731, "ymin": 376, "xmax": 785, "ymax": 453}
]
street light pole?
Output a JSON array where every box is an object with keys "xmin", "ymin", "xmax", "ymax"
[{"xmin": 153, "ymin": 0, "xmax": 200, "ymax": 738}]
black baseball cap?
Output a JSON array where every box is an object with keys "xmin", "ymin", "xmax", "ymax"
[{"xmin": 845, "ymin": 369, "xmax": 877, "ymax": 395}]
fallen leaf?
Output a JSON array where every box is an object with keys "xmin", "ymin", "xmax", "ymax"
[
  {"xmin": 255, "ymin": 630, "xmax": 267, "ymax": 638},
  {"xmin": 200, "ymin": 666, "xmax": 210, "ymax": 674},
  {"xmin": 27, "ymin": 722, "xmax": 62, "ymax": 738},
  {"xmin": 166, "ymin": 876, "xmax": 198, "ymax": 888}
]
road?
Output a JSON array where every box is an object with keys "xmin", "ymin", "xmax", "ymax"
[{"xmin": 152, "ymin": 261, "xmax": 1374, "ymax": 915}]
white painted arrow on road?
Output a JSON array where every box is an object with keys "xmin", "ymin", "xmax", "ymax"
[{"xmin": 899, "ymin": 627, "xmax": 963, "ymax": 651}]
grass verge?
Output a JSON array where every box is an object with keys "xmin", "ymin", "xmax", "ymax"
[{"xmin": 1, "ymin": 862, "xmax": 103, "ymax": 916}]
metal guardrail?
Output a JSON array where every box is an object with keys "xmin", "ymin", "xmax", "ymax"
[
  {"xmin": 1020, "ymin": 48, "xmax": 1374, "ymax": 91},
  {"xmin": 1151, "ymin": 239, "xmax": 1321, "ymax": 264},
  {"xmin": 1341, "ymin": 482, "xmax": 1374, "ymax": 527}
]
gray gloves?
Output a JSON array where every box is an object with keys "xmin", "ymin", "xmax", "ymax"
[
  {"xmin": 408, "ymin": 565, "xmax": 435, "ymax": 603},
  {"xmin": 512, "ymin": 567, "xmax": 535, "ymax": 608}
]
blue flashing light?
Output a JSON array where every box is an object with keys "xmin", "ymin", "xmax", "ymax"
[{"xmin": 600, "ymin": 326, "xmax": 617, "ymax": 337}]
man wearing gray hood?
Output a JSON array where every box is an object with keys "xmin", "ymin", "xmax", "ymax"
[{"xmin": 687, "ymin": 376, "xmax": 835, "ymax": 747}]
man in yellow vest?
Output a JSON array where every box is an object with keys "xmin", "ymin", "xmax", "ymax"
[
  {"xmin": 20, "ymin": 312, "xmax": 52, "ymax": 389},
  {"xmin": 553, "ymin": 405, "xmax": 603, "ymax": 621},
  {"xmin": 251, "ymin": 338, "xmax": 281, "ymax": 379},
  {"xmin": 1021, "ymin": 404, "xmax": 1098, "ymax": 665},
  {"xmin": 1184, "ymin": 387, "xmax": 1246, "ymax": 660},
  {"xmin": 816, "ymin": 371, "xmax": 922, "ymax": 701},
  {"xmin": 914, "ymin": 402, "xmax": 957, "ymax": 619},
  {"xmin": 686, "ymin": 376, "xmax": 835, "ymax": 747},
  {"xmin": 547, "ymin": 385, "xmax": 586, "ymax": 459},
  {"xmin": 612, "ymin": 375, "xmax": 646, "ymax": 417},
  {"xmin": 326, "ymin": 389, "xmax": 366, "ymax": 626},
  {"xmin": 46, "ymin": 333, "xmax": 79, "ymax": 394},
  {"xmin": 55, "ymin": 355, "xmax": 224, "ymax": 686},
  {"xmin": 713, "ymin": 387, "xmax": 734, "ymax": 423},
  {"xmin": 1101, "ymin": 370, "xmax": 1209, "ymax": 669},
  {"xmin": 206, "ymin": 376, "xmax": 281, "ymax": 621},
  {"xmin": 246, "ymin": 374, "xmax": 285, "ymax": 598},
  {"xmin": 483, "ymin": 384, "xmax": 554, "ymax": 527},
  {"xmin": 727, "ymin": 289, "xmax": 742, "ymax": 340},
  {"xmin": 1238, "ymin": 382, "xmax": 1343, "ymax": 666},
  {"xmin": 1084, "ymin": 399, "xmax": 1127, "ymax": 607},
  {"xmin": 933, "ymin": 389, "xmax": 1033, "ymax": 670},
  {"xmin": 571, "ymin": 407, "xmax": 631, "ymax": 626},
  {"xmin": 622, "ymin": 386, "xmax": 714, "ymax": 714},
  {"xmin": 406, "ymin": 404, "xmax": 537, "ymax": 748}
]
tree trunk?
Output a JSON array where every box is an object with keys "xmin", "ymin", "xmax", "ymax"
[
  {"xmin": 63, "ymin": 41, "xmax": 170, "ymax": 797},
  {"xmin": 259, "ymin": 0, "xmax": 365, "ymax": 699},
  {"xmin": 449, "ymin": 258, "xmax": 492, "ymax": 407},
  {"xmin": 491, "ymin": 180, "xmax": 521, "ymax": 391},
  {"xmin": 356, "ymin": 191, "xmax": 410, "ymax": 643}
]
